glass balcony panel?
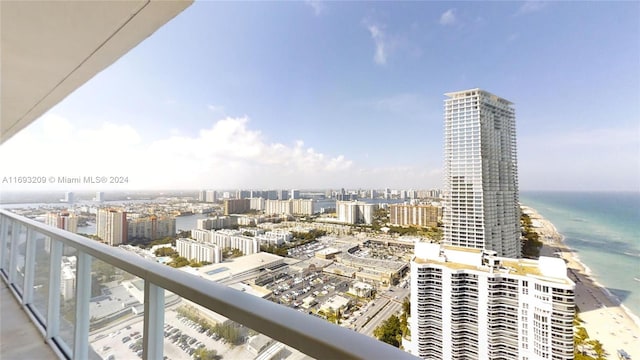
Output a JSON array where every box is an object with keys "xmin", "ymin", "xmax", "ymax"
[
  {"xmin": 31, "ymin": 232, "xmax": 52, "ymax": 323},
  {"xmin": 13, "ymin": 223, "xmax": 27, "ymax": 294},
  {"xmin": 163, "ymin": 295, "xmax": 316, "ymax": 360},
  {"xmin": 88, "ymin": 258, "xmax": 145, "ymax": 360},
  {"xmin": 1, "ymin": 219, "xmax": 12, "ymax": 277},
  {"xmin": 58, "ymin": 244, "xmax": 78, "ymax": 355}
]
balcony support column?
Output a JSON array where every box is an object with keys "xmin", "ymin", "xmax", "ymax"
[
  {"xmin": 0, "ymin": 216, "xmax": 7, "ymax": 276},
  {"xmin": 23, "ymin": 227, "xmax": 36, "ymax": 305},
  {"xmin": 47, "ymin": 239, "xmax": 62, "ymax": 339},
  {"xmin": 8, "ymin": 223, "xmax": 19, "ymax": 286},
  {"xmin": 143, "ymin": 281, "xmax": 164, "ymax": 360},
  {"xmin": 73, "ymin": 251, "xmax": 91, "ymax": 360}
]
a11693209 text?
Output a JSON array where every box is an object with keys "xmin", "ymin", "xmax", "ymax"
[{"xmin": 1, "ymin": 176, "xmax": 129, "ymax": 184}]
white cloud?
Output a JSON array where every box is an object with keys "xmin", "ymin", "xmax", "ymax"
[
  {"xmin": 439, "ymin": 9, "xmax": 457, "ymax": 26},
  {"xmin": 0, "ymin": 114, "xmax": 367, "ymax": 190},
  {"xmin": 366, "ymin": 24, "xmax": 387, "ymax": 65},
  {"xmin": 516, "ymin": 1, "xmax": 548, "ymax": 15},
  {"xmin": 305, "ymin": 0, "xmax": 325, "ymax": 16},
  {"xmin": 207, "ymin": 104, "xmax": 224, "ymax": 113}
]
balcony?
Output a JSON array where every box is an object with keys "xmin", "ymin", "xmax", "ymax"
[{"xmin": 0, "ymin": 208, "xmax": 417, "ymax": 360}]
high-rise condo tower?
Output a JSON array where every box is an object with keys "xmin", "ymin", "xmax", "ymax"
[
  {"xmin": 406, "ymin": 90, "xmax": 574, "ymax": 360},
  {"xmin": 443, "ymin": 89, "xmax": 520, "ymax": 257}
]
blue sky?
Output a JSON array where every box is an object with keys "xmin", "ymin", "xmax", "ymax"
[{"xmin": 1, "ymin": 1, "xmax": 639, "ymax": 191}]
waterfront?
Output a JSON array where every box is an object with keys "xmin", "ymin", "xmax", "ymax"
[
  {"xmin": 521, "ymin": 193, "xmax": 640, "ymax": 359},
  {"xmin": 520, "ymin": 191, "xmax": 640, "ymax": 319}
]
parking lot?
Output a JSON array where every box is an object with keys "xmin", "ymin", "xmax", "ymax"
[{"xmin": 90, "ymin": 305, "xmax": 251, "ymax": 360}]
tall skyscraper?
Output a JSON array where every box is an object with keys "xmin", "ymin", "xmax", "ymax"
[
  {"xmin": 443, "ymin": 88, "xmax": 520, "ymax": 258},
  {"xmin": 290, "ymin": 189, "xmax": 300, "ymax": 199},
  {"xmin": 408, "ymin": 89, "xmax": 574, "ymax": 359},
  {"xmin": 96, "ymin": 208, "xmax": 128, "ymax": 246},
  {"xmin": 64, "ymin": 191, "xmax": 74, "ymax": 203}
]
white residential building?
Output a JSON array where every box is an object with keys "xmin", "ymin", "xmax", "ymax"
[
  {"xmin": 407, "ymin": 242, "xmax": 574, "ymax": 360},
  {"xmin": 206, "ymin": 229, "xmax": 261, "ymax": 256},
  {"xmin": 250, "ymin": 197, "xmax": 266, "ymax": 211},
  {"xmin": 255, "ymin": 230, "xmax": 292, "ymax": 247},
  {"xmin": 443, "ymin": 89, "xmax": 520, "ymax": 258},
  {"xmin": 389, "ymin": 203, "xmax": 441, "ymax": 228},
  {"xmin": 45, "ymin": 211, "xmax": 78, "ymax": 233},
  {"xmin": 128, "ymin": 215, "xmax": 176, "ymax": 241},
  {"xmin": 264, "ymin": 199, "xmax": 314, "ymax": 216},
  {"xmin": 64, "ymin": 191, "xmax": 74, "ymax": 203},
  {"xmin": 176, "ymin": 238, "xmax": 222, "ymax": 264},
  {"xmin": 407, "ymin": 89, "xmax": 574, "ymax": 360},
  {"xmin": 60, "ymin": 256, "xmax": 76, "ymax": 301},
  {"xmin": 197, "ymin": 216, "xmax": 236, "ymax": 230},
  {"xmin": 197, "ymin": 189, "xmax": 217, "ymax": 203},
  {"xmin": 336, "ymin": 201, "xmax": 377, "ymax": 225},
  {"xmin": 191, "ymin": 229, "xmax": 213, "ymax": 243},
  {"xmin": 96, "ymin": 208, "xmax": 127, "ymax": 246}
]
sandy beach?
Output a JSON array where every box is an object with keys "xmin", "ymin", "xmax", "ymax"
[{"xmin": 522, "ymin": 206, "xmax": 639, "ymax": 359}]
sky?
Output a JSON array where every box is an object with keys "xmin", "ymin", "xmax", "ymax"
[{"xmin": 1, "ymin": 1, "xmax": 639, "ymax": 192}]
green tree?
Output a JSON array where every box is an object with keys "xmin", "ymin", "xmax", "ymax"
[
  {"xmin": 169, "ymin": 256, "xmax": 190, "ymax": 268},
  {"xmin": 149, "ymin": 236, "xmax": 175, "ymax": 247},
  {"xmin": 401, "ymin": 296, "xmax": 410, "ymax": 316},
  {"xmin": 521, "ymin": 213, "xmax": 543, "ymax": 258},
  {"xmin": 155, "ymin": 247, "xmax": 178, "ymax": 257},
  {"xmin": 193, "ymin": 347, "xmax": 217, "ymax": 360},
  {"xmin": 374, "ymin": 315, "xmax": 402, "ymax": 347},
  {"xmin": 588, "ymin": 339, "xmax": 606, "ymax": 359}
]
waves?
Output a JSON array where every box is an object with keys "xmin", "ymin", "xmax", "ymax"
[{"xmin": 520, "ymin": 191, "xmax": 640, "ymax": 317}]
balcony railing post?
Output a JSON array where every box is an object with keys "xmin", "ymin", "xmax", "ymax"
[
  {"xmin": 143, "ymin": 281, "xmax": 165, "ymax": 360},
  {"xmin": 23, "ymin": 227, "xmax": 36, "ymax": 305},
  {"xmin": 73, "ymin": 251, "xmax": 91, "ymax": 360},
  {"xmin": 0, "ymin": 216, "xmax": 7, "ymax": 275},
  {"xmin": 8, "ymin": 222, "xmax": 19, "ymax": 286},
  {"xmin": 47, "ymin": 238, "xmax": 63, "ymax": 340}
]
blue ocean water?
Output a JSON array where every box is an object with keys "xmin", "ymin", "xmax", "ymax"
[{"xmin": 520, "ymin": 191, "xmax": 640, "ymax": 319}]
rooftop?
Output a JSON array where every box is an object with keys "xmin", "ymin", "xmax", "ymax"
[
  {"xmin": 413, "ymin": 243, "xmax": 572, "ymax": 284},
  {"xmin": 192, "ymin": 252, "xmax": 285, "ymax": 282}
]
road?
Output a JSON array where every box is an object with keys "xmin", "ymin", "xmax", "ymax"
[
  {"xmin": 359, "ymin": 300, "xmax": 402, "ymax": 337},
  {"xmin": 349, "ymin": 284, "xmax": 409, "ymax": 338}
]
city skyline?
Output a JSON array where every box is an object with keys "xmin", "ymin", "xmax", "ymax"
[{"xmin": 1, "ymin": 2, "xmax": 638, "ymax": 192}]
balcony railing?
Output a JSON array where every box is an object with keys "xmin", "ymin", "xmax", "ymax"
[{"xmin": 0, "ymin": 208, "xmax": 417, "ymax": 360}]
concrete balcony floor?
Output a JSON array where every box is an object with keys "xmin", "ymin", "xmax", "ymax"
[{"xmin": 1, "ymin": 284, "xmax": 57, "ymax": 359}]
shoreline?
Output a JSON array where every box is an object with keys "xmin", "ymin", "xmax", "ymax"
[{"xmin": 522, "ymin": 206, "xmax": 640, "ymax": 359}]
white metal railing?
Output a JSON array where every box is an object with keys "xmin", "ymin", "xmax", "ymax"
[{"xmin": 0, "ymin": 208, "xmax": 417, "ymax": 360}]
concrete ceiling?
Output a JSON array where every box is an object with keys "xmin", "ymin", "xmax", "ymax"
[{"xmin": 0, "ymin": 0, "xmax": 192, "ymax": 144}]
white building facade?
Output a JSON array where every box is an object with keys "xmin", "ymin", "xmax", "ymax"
[
  {"xmin": 176, "ymin": 238, "xmax": 222, "ymax": 264},
  {"xmin": 96, "ymin": 208, "xmax": 127, "ymax": 246},
  {"xmin": 255, "ymin": 230, "xmax": 292, "ymax": 247},
  {"xmin": 127, "ymin": 216, "xmax": 176, "ymax": 241},
  {"xmin": 443, "ymin": 89, "xmax": 520, "ymax": 258},
  {"xmin": 45, "ymin": 211, "xmax": 78, "ymax": 233},
  {"xmin": 408, "ymin": 243, "xmax": 574, "ymax": 360},
  {"xmin": 336, "ymin": 201, "xmax": 377, "ymax": 225},
  {"xmin": 264, "ymin": 199, "xmax": 314, "ymax": 216}
]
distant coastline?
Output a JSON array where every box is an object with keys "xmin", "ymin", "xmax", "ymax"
[{"xmin": 522, "ymin": 204, "xmax": 639, "ymax": 359}]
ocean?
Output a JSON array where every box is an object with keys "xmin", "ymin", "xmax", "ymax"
[{"xmin": 520, "ymin": 191, "xmax": 640, "ymax": 319}]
